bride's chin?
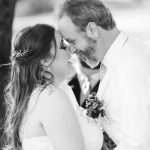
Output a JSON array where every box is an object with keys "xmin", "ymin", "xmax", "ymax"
[
  {"xmin": 59, "ymin": 68, "xmax": 75, "ymax": 81},
  {"xmin": 66, "ymin": 66, "xmax": 75, "ymax": 77},
  {"xmin": 67, "ymin": 60, "xmax": 75, "ymax": 70}
]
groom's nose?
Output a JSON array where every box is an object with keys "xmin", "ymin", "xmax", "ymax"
[{"xmin": 68, "ymin": 45, "xmax": 79, "ymax": 54}]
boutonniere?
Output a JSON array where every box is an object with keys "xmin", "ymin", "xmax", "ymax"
[{"xmin": 85, "ymin": 92, "xmax": 106, "ymax": 119}]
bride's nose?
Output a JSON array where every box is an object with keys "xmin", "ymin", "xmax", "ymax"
[
  {"xmin": 68, "ymin": 53, "xmax": 77, "ymax": 63},
  {"xmin": 67, "ymin": 49, "xmax": 72, "ymax": 60}
]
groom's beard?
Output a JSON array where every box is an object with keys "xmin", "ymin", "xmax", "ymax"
[{"xmin": 78, "ymin": 37, "xmax": 98, "ymax": 67}]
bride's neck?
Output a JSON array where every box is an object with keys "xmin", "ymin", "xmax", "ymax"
[{"xmin": 53, "ymin": 77, "xmax": 65, "ymax": 87}]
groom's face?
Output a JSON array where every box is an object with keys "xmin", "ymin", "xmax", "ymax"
[{"xmin": 59, "ymin": 15, "xmax": 100, "ymax": 69}]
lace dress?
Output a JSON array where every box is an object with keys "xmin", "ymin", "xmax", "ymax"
[{"xmin": 22, "ymin": 83, "xmax": 103, "ymax": 150}]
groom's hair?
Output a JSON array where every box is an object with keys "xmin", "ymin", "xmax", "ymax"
[{"xmin": 59, "ymin": 0, "xmax": 116, "ymax": 31}]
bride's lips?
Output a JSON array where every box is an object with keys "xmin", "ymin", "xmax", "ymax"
[
  {"xmin": 67, "ymin": 53, "xmax": 76, "ymax": 64},
  {"xmin": 67, "ymin": 55, "xmax": 72, "ymax": 64}
]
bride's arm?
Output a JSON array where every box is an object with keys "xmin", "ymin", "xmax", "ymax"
[{"xmin": 39, "ymin": 87, "xmax": 85, "ymax": 150}]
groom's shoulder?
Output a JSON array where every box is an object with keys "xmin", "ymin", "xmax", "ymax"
[
  {"xmin": 126, "ymin": 36, "xmax": 149, "ymax": 51},
  {"xmin": 119, "ymin": 36, "xmax": 150, "ymax": 68}
]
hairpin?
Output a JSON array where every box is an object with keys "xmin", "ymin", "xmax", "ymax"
[{"xmin": 14, "ymin": 49, "xmax": 31, "ymax": 58}]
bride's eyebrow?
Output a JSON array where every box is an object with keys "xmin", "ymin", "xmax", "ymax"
[
  {"xmin": 59, "ymin": 33, "xmax": 64, "ymax": 39},
  {"xmin": 60, "ymin": 33, "xmax": 63, "ymax": 39}
]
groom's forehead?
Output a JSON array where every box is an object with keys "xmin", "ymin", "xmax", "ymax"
[{"xmin": 59, "ymin": 15, "xmax": 78, "ymax": 34}]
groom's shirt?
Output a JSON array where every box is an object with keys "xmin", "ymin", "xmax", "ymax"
[{"xmin": 97, "ymin": 32, "xmax": 150, "ymax": 150}]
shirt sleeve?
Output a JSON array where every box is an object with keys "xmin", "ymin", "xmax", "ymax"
[{"xmin": 111, "ymin": 66, "xmax": 150, "ymax": 150}]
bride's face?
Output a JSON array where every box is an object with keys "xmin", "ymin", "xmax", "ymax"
[{"xmin": 49, "ymin": 31, "xmax": 75, "ymax": 82}]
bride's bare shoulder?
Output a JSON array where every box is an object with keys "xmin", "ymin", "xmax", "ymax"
[
  {"xmin": 37, "ymin": 84, "xmax": 68, "ymax": 99},
  {"xmin": 36, "ymin": 84, "xmax": 72, "ymax": 112}
]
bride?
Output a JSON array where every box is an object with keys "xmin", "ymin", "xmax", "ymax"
[{"xmin": 4, "ymin": 24, "xmax": 103, "ymax": 150}]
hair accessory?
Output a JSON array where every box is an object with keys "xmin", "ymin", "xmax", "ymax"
[{"xmin": 14, "ymin": 49, "xmax": 31, "ymax": 59}]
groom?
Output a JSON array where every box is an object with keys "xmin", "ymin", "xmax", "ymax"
[{"xmin": 58, "ymin": 0, "xmax": 150, "ymax": 149}]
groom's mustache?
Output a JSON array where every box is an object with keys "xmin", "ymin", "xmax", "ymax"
[
  {"xmin": 77, "ymin": 48, "xmax": 96, "ymax": 63},
  {"xmin": 76, "ymin": 50, "xmax": 88, "ymax": 62}
]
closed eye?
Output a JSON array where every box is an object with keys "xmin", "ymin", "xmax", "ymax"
[
  {"xmin": 66, "ymin": 39, "xmax": 76, "ymax": 45},
  {"xmin": 60, "ymin": 39, "xmax": 68, "ymax": 50}
]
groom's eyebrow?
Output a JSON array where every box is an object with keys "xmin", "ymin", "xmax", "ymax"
[
  {"xmin": 59, "ymin": 33, "xmax": 74, "ymax": 44},
  {"xmin": 66, "ymin": 38, "xmax": 72, "ymax": 42},
  {"xmin": 59, "ymin": 32, "xmax": 74, "ymax": 42},
  {"xmin": 65, "ymin": 38, "xmax": 75, "ymax": 44}
]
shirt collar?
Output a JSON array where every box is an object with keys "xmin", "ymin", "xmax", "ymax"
[{"xmin": 102, "ymin": 32, "xmax": 129, "ymax": 69}]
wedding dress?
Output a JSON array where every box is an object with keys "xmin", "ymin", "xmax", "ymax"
[{"xmin": 22, "ymin": 82, "xmax": 103, "ymax": 150}]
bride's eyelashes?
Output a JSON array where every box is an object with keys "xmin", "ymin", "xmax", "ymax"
[{"xmin": 60, "ymin": 39, "xmax": 67, "ymax": 50}]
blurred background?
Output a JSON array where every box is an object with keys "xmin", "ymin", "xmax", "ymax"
[
  {"xmin": 13, "ymin": 0, "xmax": 150, "ymax": 46},
  {"xmin": 0, "ymin": 0, "xmax": 150, "ymax": 149}
]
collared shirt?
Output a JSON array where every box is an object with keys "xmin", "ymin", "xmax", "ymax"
[
  {"xmin": 103, "ymin": 32, "xmax": 129, "ymax": 69},
  {"xmin": 99, "ymin": 32, "xmax": 129, "ymax": 81},
  {"xmin": 97, "ymin": 32, "xmax": 150, "ymax": 150}
]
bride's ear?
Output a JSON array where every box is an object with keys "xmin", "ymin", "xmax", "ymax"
[{"xmin": 40, "ymin": 57, "xmax": 51, "ymax": 67}]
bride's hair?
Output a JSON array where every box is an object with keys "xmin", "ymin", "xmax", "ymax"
[{"xmin": 4, "ymin": 24, "xmax": 56, "ymax": 150}]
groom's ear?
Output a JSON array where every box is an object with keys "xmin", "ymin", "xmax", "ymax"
[{"xmin": 86, "ymin": 22, "xmax": 98, "ymax": 39}]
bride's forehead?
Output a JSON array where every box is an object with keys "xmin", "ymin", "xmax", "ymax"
[{"xmin": 55, "ymin": 31, "xmax": 62, "ymax": 42}]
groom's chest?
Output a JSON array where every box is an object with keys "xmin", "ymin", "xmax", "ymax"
[
  {"xmin": 97, "ymin": 67, "xmax": 121, "ymax": 124},
  {"xmin": 97, "ymin": 85, "xmax": 121, "ymax": 145}
]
